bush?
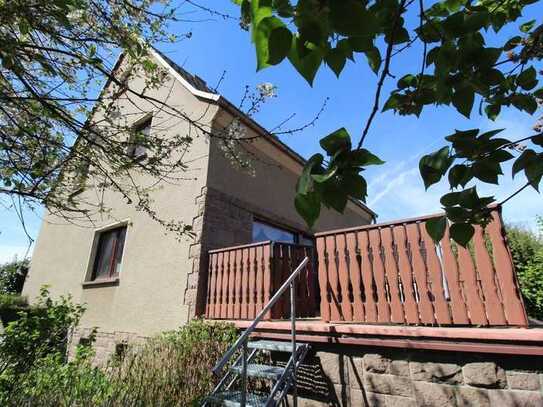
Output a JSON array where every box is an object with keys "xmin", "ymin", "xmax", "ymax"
[
  {"xmin": 0, "ymin": 293, "xmax": 28, "ymax": 325},
  {"xmin": 507, "ymin": 218, "xmax": 543, "ymax": 321},
  {"xmin": 3, "ymin": 346, "xmax": 113, "ymax": 407},
  {"xmin": 0, "ymin": 258, "xmax": 29, "ymax": 294},
  {"xmin": 0, "ymin": 287, "xmax": 85, "ymax": 378},
  {"xmin": 108, "ymin": 319, "xmax": 237, "ymax": 406},
  {"xmin": 1, "ymin": 318, "xmax": 237, "ymax": 406}
]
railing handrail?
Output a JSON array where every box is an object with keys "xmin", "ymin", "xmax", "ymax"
[{"xmin": 212, "ymin": 256, "xmax": 309, "ymax": 375}]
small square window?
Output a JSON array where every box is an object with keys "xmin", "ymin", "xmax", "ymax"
[
  {"xmin": 127, "ymin": 117, "xmax": 151, "ymax": 159},
  {"xmin": 90, "ymin": 226, "xmax": 127, "ymax": 281}
]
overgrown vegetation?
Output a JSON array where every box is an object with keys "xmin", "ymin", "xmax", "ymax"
[
  {"xmin": 0, "ymin": 258, "xmax": 29, "ymax": 294},
  {"xmin": 507, "ymin": 217, "xmax": 543, "ymax": 321},
  {"xmin": 0, "ymin": 290, "xmax": 237, "ymax": 406}
]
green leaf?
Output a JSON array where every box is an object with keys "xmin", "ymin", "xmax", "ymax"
[
  {"xmin": 382, "ymin": 93, "xmax": 403, "ymax": 112},
  {"xmin": 450, "ymin": 223, "xmax": 475, "ymax": 247},
  {"xmin": 267, "ymin": 26, "xmax": 293, "ymax": 65},
  {"xmin": 320, "ymin": 128, "xmax": 351, "ymax": 155},
  {"xmin": 251, "ymin": 0, "xmax": 273, "ymax": 42},
  {"xmin": 295, "ymin": 191, "xmax": 321, "ymax": 227},
  {"xmin": 273, "ymin": 0, "xmax": 294, "ymax": 17},
  {"xmin": 485, "ymin": 103, "xmax": 501, "ymax": 120},
  {"xmin": 525, "ymin": 159, "xmax": 543, "ymax": 191},
  {"xmin": 348, "ymin": 149, "xmax": 385, "ymax": 167},
  {"xmin": 311, "ymin": 166, "xmax": 338, "ymax": 183},
  {"xmin": 364, "ymin": 46, "xmax": 381, "ymax": 74},
  {"xmin": 503, "ymin": 36, "xmax": 522, "ymax": 51},
  {"xmin": 452, "ymin": 83, "xmax": 475, "ymax": 118},
  {"xmin": 472, "ymin": 160, "xmax": 501, "ymax": 184},
  {"xmin": 464, "ymin": 10, "xmax": 489, "ymax": 32},
  {"xmin": 532, "ymin": 135, "xmax": 543, "ymax": 147},
  {"xmin": 511, "ymin": 94, "xmax": 538, "ymax": 114},
  {"xmin": 419, "ymin": 146, "xmax": 453, "ymax": 189},
  {"xmin": 254, "ymin": 16, "xmax": 284, "ymax": 70},
  {"xmin": 287, "ymin": 36, "xmax": 323, "ymax": 85},
  {"xmin": 448, "ymin": 164, "xmax": 473, "ymax": 188},
  {"xmin": 348, "ymin": 37, "xmax": 372, "ymax": 52},
  {"xmin": 341, "ymin": 172, "xmax": 367, "ymax": 201},
  {"xmin": 520, "ymin": 19, "xmax": 536, "ymax": 33},
  {"xmin": 320, "ymin": 179, "xmax": 348, "ymax": 212},
  {"xmin": 329, "ymin": 0, "xmax": 377, "ymax": 37},
  {"xmin": 297, "ymin": 153, "xmax": 323, "ymax": 194},
  {"xmin": 325, "ymin": 47, "xmax": 347, "ymax": 77},
  {"xmin": 516, "ymin": 67, "xmax": 538, "ymax": 91},
  {"xmin": 441, "ymin": 191, "xmax": 461, "ymax": 207},
  {"xmin": 426, "ymin": 216, "xmax": 447, "ymax": 243},
  {"xmin": 512, "ymin": 150, "xmax": 536, "ymax": 178}
]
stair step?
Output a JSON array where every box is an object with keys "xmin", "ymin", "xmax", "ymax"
[
  {"xmin": 207, "ymin": 390, "xmax": 269, "ymax": 407},
  {"xmin": 231, "ymin": 363, "xmax": 285, "ymax": 380},
  {"xmin": 247, "ymin": 340, "xmax": 306, "ymax": 353}
]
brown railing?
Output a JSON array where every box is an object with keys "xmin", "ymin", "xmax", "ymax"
[
  {"xmin": 205, "ymin": 241, "xmax": 316, "ymax": 320},
  {"xmin": 315, "ymin": 208, "xmax": 528, "ymax": 327}
]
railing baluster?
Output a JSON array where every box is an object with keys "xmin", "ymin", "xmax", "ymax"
[
  {"xmin": 291, "ymin": 279, "xmax": 297, "ymax": 407},
  {"xmin": 241, "ymin": 340, "xmax": 247, "ymax": 407}
]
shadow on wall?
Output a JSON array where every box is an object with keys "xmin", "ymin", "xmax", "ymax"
[{"xmin": 275, "ymin": 344, "xmax": 543, "ymax": 406}]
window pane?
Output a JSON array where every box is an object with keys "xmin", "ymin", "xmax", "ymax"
[
  {"xmin": 93, "ymin": 231, "xmax": 116, "ymax": 279},
  {"xmin": 113, "ymin": 227, "xmax": 126, "ymax": 275},
  {"xmin": 92, "ymin": 226, "xmax": 127, "ymax": 280},
  {"xmin": 252, "ymin": 221, "xmax": 295, "ymax": 243},
  {"xmin": 129, "ymin": 118, "xmax": 151, "ymax": 158},
  {"xmin": 299, "ymin": 235, "xmax": 314, "ymax": 246}
]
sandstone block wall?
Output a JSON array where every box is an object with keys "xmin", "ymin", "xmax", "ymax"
[
  {"xmin": 283, "ymin": 344, "xmax": 543, "ymax": 407},
  {"xmin": 68, "ymin": 327, "xmax": 146, "ymax": 366}
]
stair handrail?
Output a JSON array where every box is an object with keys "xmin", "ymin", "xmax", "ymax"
[{"xmin": 212, "ymin": 256, "xmax": 309, "ymax": 376}]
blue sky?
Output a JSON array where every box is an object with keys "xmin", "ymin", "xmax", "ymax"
[{"xmin": 1, "ymin": 1, "xmax": 542, "ymax": 263}]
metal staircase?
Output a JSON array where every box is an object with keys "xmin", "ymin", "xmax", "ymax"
[{"xmin": 203, "ymin": 257, "xmax": 311, "ymax": 407}]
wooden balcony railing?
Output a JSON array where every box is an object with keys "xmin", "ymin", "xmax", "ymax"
[
  {"xmin": 205, "ymin": 241, "xmax": 316, "ymax": 320},
  {"xmin": 315, "ymin": 207, "xmax": 528, "ymax": 326}
]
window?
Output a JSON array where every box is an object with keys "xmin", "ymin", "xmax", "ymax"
[
  {"xmin": 252, "ymin": 220, "xmax": 296, "ymax": 243},
  {"xmin": 127, "ymin": 117, "xmax": 151, "ymax": 159},
  {"xmin": 90, "ymin": 226, "xmax": 127, "ymax": 281}
]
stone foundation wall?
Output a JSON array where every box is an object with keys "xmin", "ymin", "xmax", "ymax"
[
  {"xmin": 68, "ymin": 327, "xmax": 147, "ymax": 366},
  {"xmin": 283, "ymin": 344, "xmax": 543, "ymax": 407}
]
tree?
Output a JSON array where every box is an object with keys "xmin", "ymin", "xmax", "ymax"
[
  {"xmin": 0, "ymin": 0, "xmax": 196, "ymax": 235},
  {"xmin": 231, "ymin": 0, "xmax": 543, "ymax": 245},
  {"xmin": 506, "ymin": 218, "xmax": 543, "ymax": 320},
  {"xmin": 0, "ymin": 1, "xmax": 323, "ymax": 242},
  {"xmin": 0, "ymin": 258, "xmax": 29, "ymax": 295}
]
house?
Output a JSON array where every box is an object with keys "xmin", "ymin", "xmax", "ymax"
[
  {"xmin": 23, "ymin": 50, "xmax": 543, "ymax": 406},
  {"xmin": 22, "ymin": 48, "xmax": 375, "ymax": 361}
]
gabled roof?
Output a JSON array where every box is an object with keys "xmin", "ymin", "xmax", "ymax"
[
  {"xmin": 149, "ymin": 48, "xmax": 377, "ymax": 220},
  {"xmin": 153, "ymin": 49, "xmax": 214, "ymax": 94}
]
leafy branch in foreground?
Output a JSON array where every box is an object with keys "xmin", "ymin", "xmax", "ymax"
[{"xmin": 231, "ymin": 0, "xmax": 543, "ymax": 245}]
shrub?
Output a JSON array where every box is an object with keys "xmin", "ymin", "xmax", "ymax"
[
  {"xmin": 507, "ymin": 218, "xmax": 543, "ymax": 321},
  {"xmin": 108, "ymin": 319, "xmax": 237, "ymax": 406},
  {"xmin": 0, "ymin": 258, "xmax": 29, "ymax": 294},
  {"xmin": 0, "ymin": 293, "xmax": 28, "ymax": 325},
  {"xmin": 3, "ymin": 346, "xmax": 113, "ymax": 407},
  {"xmin": 0, "ymin": 287, "xmax": 85, "ymax": 377},
  {"xmin": 1, "ymin": 318, "xmax": 237, "ymax": 406}
]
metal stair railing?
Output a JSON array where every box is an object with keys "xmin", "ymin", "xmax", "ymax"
[{"xmin": 211, "ymin": 256, "xmax": 309, "ymax": 407}]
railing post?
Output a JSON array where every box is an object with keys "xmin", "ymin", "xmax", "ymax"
[
  {"xmin": 241, "ymin": 340, "xmax": 247, "ymax": 407},
  {"xmin": 290, "ymin": 279, "xmax": 297, "ymax": 407}
]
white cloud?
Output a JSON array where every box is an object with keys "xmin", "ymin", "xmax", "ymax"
[{"xmin": 368, "ymin": 111, "xmax": 543, "ymax": 228}]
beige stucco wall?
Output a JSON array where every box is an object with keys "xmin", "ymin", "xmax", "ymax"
[
  {"xmin": 206, "ymin": 109, "xmax": 374, "ymax": 236},
  {"xmin": 23, "ymin": 57, "xmax": 219, "ymax": 336},
  {"xmin": 24, "ymin": 54, "xmax": 376, "ymax": 342}
]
